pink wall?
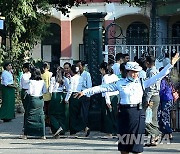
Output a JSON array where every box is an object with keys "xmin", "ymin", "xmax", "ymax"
[
  {"xmin": 61, "ymin": 21, "xmax": 72, "ymax": 57},
  {"xmin": 105, "ymin": 20, "xmax": 116, "ymax": 45}
]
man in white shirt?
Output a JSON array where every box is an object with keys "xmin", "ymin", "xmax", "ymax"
[
  {"xmin": 111, "ymin": 53, "xmax": 124, "ymax": 75},
  {"xmin": 76, "ymin": 60, "xmax": 92, "ymax": 136}
]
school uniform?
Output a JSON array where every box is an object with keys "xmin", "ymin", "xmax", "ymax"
[
  {"xmin": 101, "ymin": 74, "xmax": 119, "ymax": 134},
  {"xmin": 0, "ymin": 70, "xmax": 15, "ymax": 121},
  {"xmin": 112, "ymin": 63, "xmax": 120, "ymax": 76},
  {"xmin": 24, "ymin": 80, "xmax": 47, "ymax": 137},
  {"xmin": 20, "ymin": 72, "xmax": 31, "ymax": 128},
  {"xmin": 49, "ymin": 76, "xmax": 69, "ymax": 134},
  {"xmin": 82, "ymin": 63, "xmax": 173, "ymax": 153},
  {"xmin": 80, "ymin": 70, "xmax": 92, "ymax": 128},
  {"xmin": 41, "ymin": 71, "xmax": 53, "ymax": 127},
  {"xmin": 65, "ymin": 74, "xmax": 85, "ymax": 135}
]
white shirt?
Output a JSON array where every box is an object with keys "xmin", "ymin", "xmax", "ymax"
[
  {"xmin": 49, "ymin": 76, "xmax": 69, "ymax": 93},
  {"xmin": 145, "ymin": 107, "xmax": 152, "ymax": 124},
  {"xmin": 28, "ymin": 80, "xmax": 47, "ymax": 97},
  {"xmin": 81, "ymin": 70, "xmax": 92, "ymax": 90},
  {"xmin": 1, "ymin": 70, "xmax": 13, "ymax": 86},
  {"xmin": 20, "ymin": 72, "xmax": 31, "ymax": 89},
  {"xmin": 65, "ymin": 74, "xmax": 83, "ymax": 101},
  {"xmin": 112, "ymin": 63, "xmax": 120, "ymax": 75},
  {"xmin": 138, "ymin": 70, "xmax": 146, "ymax": 79},
  {"xmin": 102, "ymin": 74, "xmax": 119, "ymax": 105},
  {"xmin": 82, "ymin": 64, "xmax": 173, "ymax": 105}
]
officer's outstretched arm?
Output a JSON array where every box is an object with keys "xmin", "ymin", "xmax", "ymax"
[{"xmin": 144, "ymin": 53, "xmax": 179, "ymax": 88}]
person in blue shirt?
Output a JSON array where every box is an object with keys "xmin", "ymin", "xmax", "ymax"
[
  {"xmin": 74, "ymin": 53, "xmax": 179, "ymax": 154},
  {"xmin": 158, "ymin": 67, "xmax": 174, "ymax": 140},
  {"xmin": 0, "ymin": 62, "xmax": 16, "ymax": 122}
]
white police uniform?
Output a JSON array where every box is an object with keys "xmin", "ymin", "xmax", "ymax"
[
  {"xmin": 82, "ymin": 63, "xmax": 173, "ymax": 105},
  {"xmin": 82, "ymin": 63, "xmax": 173, "ymax": 153}
]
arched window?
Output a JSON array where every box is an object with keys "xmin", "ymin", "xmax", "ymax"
[{"xmin": 126, "ymin": 21, "xmax": 149, "ymax": 45}]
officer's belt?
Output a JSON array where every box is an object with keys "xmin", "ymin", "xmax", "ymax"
[{"xmin": 119, "ymin": 103, "xmax": 141, "ymax": 108}]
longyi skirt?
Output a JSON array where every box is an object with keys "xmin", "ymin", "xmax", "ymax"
[
  {"xmin": 101, "ymin": 95, "xmax": 119, "ymax": 134},
  {"xmin": 49, "ymin": 92, "xmax": 69, "ymax": 134},
  {"xmin": 117, "ymin": 107, "xmax": 145, "ymax": 153},
  {"xmin": 24, "ymin": 96, "xmax": 45, "ymax": 137},
  {"xmin": 0, "ymin": 85, "xmax": 15, "ymax": 120}
]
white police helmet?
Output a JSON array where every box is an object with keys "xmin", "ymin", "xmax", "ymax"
[{"xmin": 125, "ymin": 62, "xmax": 142, "ymax": 72}]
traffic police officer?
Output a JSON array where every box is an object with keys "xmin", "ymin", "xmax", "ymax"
[{"xmin": 74, "ymin": 53, "xmax": 179, "ymax": 154}]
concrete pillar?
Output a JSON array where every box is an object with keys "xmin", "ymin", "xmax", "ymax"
[{"xmin": 60, "ymin": 20, "xmax": 73, "ymax": 66}]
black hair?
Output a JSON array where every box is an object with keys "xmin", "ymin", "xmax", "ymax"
[
  {"xmin": 100, "ymin": 62, "xmax": 113, "ymax": 75},
  {"xmin": 76, "ymin": 60, "xmax": 86, "ymax": 67},
  {"xmin": 52, "ymin": 64, "xmax": 60, "ymax": 77},
  {"xmin": 56, "ymin": 67, "xmax": 65, "ymax": 85},
  {"xmin": 3, "ymin": 61, "xmax": 11, "ymax": 70},
  {"xmin": 22, "ymin": 62, "xmax": 31, "ymax": 71},
  {"xmin": 63, "ymin": 62, "xmax": 71, "ymax": 68},
  {"xmin": 71, "ymin": 65, "xmax": 79, "ymax": 74},
  {"xmin": 146, "ymin": 55, "xmax": 156, "ymax": 65},
  {"xmin": 123, "ymin": 53, "xmax": 129, "ymax": 58},
  {"xmin": 30, "ymin": 67, "xmax": 42, "ymax": 80},
  {"xmin": 137, "ymin": 58, "xmax": 147, "ymax": 71},
  {"xmin": 41, "ymin": 62, "xmax": 50, "ymax": 74},
  {"xmin": 120, "ymin": 62, "xmax": 127, "ymax": 78},
  {"xmin": 115, "ymin": 53, "xmax": 123, "ymax": 61},
  {"xmin": 134, "ymin": 56, "xmax": 138, "ymax": 62}
]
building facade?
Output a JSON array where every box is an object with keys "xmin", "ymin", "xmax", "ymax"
[{"xmin": 31, "ymin": 0, "xmax": 180, "ymax": 67}]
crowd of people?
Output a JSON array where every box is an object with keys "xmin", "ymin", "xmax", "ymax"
[{"xmin": 0, "ymin": 52, "xmax": 179, "ymax": 154}]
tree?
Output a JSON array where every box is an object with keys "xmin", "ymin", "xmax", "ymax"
[
  {"xmin": 0, "ymin": 0, "xmax": 149, "ymax": 71},
  {"xmin": 0, "ymin": 0, "xmax": 51, "ymax": 69}
]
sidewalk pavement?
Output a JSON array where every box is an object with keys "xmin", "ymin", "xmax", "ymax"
[{"xmin": 0, "ymin": 113, "xmax": 180, "ymax": 154}]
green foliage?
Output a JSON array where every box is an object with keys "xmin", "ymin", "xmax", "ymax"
[
  {"xmin": 0, "ymin": 0, "xmax": 51, "ymax": 72},
  {"xmin": 120, "ymin": 0, "xmax": 147, "ymax": 6},
  {"xmin": 0, "ymin": 0, "xmax": 151, "ymax": 73},
  {"xmin": 0, "ymin": 46, "xmax": 7, "ymax": 71}
]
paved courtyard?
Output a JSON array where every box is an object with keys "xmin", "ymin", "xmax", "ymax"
[{"xmin": 0, "ymin": 113, "xmax": 180, "ymax": 154}]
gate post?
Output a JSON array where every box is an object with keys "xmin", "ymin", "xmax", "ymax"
[{"xmin": 83, "ymin": 12, "xmax": 107, "ymax": 130}]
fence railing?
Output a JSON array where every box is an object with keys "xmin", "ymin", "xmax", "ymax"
[
  {"xmin": 104, "ymin": 44, "xmax": 180, "ymax": 131},
  {"xmin": 104, "ymin": 44, "xmax": 180, "ymax": 72}
]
